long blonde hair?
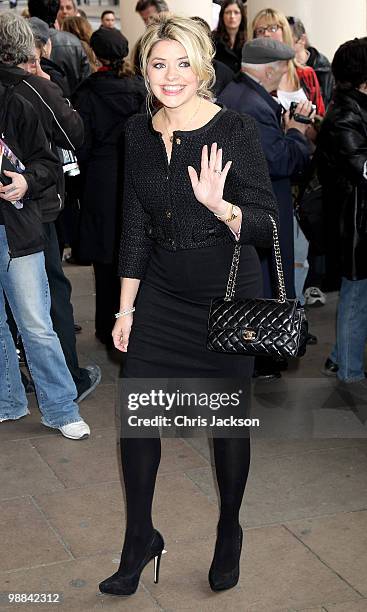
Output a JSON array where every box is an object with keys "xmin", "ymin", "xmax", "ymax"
[
  {"xmin": 139, "ymin": 14, "xmax": 216, "ymax": 111},
  {"xmin": 250, "ymin": 8, "xmax": 300, "ymax": 90}
]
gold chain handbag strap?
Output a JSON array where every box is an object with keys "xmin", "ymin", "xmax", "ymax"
[{"xmin": 224, "ymin": 214, "xmax": 287, "ymax": 303}]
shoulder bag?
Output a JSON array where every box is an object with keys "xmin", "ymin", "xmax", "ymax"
[{"xmin": 207, "ymin": 215, "xmax": 308, "ymax": 358}]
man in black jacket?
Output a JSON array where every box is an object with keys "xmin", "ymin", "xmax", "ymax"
[
  {"xmin": 0, "ymin": 83, "xmax": 90, "ymax": 439},
  {"xmin": 0, "ymin": 12, "xmax": 101, "ymax": 402},
  {"xmin": 28, "ymin": 0, "xmax": 91, "ymax": 97}
]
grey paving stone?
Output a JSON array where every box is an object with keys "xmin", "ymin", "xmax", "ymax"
[
  {"xmin": 0, "ymin": 439, "xmax": 65, "ymax": 500},
  {"xmin": 285, "ymin": 511, "xmax": 367, "ymax": 597},
  {"xmin": 0, "ymin": 497, "xmax": 70, "ymax": 572},
  {"xmin": 185, "ymin": 445, "xmax": 367, "ymax": 527}
]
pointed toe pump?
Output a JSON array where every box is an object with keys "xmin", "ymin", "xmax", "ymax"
[
  {"xmin": 208, "ymin": 525, "xmax": 243, "ymax": 592},
  {"xmin": 99, "ymin": 529, "xmax": 165, "ymax": 596}
]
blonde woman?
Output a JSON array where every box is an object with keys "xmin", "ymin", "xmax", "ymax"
[
  {"xmin": 99, "ymin": 15, "xmax": 278, "ymax": 596},
  {"xmin": 251, "ymin": 8, "xmax": 325, "ymax": 115}
]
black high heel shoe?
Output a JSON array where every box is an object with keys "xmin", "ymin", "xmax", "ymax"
[
  {"xmin": 208, "ymin": 525, "xmax": 243, "ymax": 592},
  {"xmin": 99, "ymin": 529, "xmax": 165, "ymax": 596}
]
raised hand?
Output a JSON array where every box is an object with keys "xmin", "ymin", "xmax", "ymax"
[{"xmin": 187, "ymin": 142, "xmax": 232, "ymax": 215}]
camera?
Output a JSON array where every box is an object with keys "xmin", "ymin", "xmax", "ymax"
[{"xmin": 289, "ymin": 101, "xmax": 316, "ymax": 124}]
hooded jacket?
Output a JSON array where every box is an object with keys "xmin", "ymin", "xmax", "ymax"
[
  {"xmin": 318, "ymin": 88, "xmax": 367, "ymax": 282},
  {"xmin": 0, "ymin": 63, "xmax": 84, "ymax": 222},
  {"xmin": 0, "ymin": 84, "xmax": 59, "ymax": 258},
  {"xmin": 72, "ymin": 70, "xmax": 146, "ymax": 263}
]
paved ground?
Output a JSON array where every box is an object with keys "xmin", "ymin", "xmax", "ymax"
[{"xmin": 0, "ymin": 263, "xmax": 366, "ymax": 612}]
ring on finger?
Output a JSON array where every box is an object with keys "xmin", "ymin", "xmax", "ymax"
[{"xmin": 214, "ymin": 169, "xmax": 221, "ymax": 175}]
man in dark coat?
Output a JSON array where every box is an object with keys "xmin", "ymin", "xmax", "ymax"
[{"xmin": 219, "ymin": 38, "xmax": 311, "ymax": 377}]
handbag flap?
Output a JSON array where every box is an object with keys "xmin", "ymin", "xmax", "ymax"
[{"xmin": 208, "ymin": 297, "xmax": 299, "ymax": 331}]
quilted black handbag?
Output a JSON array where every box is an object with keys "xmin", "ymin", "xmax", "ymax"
[{"xmin": 207, "ymin": 215, "xmax": 308, "ymax": 358}]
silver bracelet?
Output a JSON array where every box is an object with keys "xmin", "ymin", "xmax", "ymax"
[{"xmin": 115, "ymin": 307, "xmax": 135, "ymax": 319}]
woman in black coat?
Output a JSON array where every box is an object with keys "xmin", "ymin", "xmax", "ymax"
[
  {"xmin": 73, "ymin": 28, "xmax": 146, "ymax": 347},
  {"xmin": 318, "ymin": 37, "xmax": 367, "ymax": 386}
]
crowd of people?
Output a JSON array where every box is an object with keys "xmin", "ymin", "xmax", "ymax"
[{"xmin": 0, "ymin": 0, "xmax": 367, "ymax": 597}]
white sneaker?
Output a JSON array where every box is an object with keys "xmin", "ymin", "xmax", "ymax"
[
  {"xmin": 304, "ymin": 286, "xmax": 326, "ymax": 306},
  {"xmin": 59, "ymin": 420, "xmax": 90, "ymax": 440}
]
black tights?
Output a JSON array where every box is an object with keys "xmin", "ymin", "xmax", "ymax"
[{"xmin": 118, "ymin": 435, "xmax": 250, "ymax": 573}]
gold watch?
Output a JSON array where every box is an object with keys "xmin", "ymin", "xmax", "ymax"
[{"xmin": 225, "ymin": 204, "xmax": 239, "ymax": 223}]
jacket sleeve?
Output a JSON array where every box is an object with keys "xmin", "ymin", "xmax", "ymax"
[
  {"xmin": 226, "ymin": 115, "xmax": 279, "ymax": 248},
  {"xmin": 118, "ymin": 119, "xmax": 153, "ymax": 278},
  {"xmin": 330, "ymin": 112, "xmax": 367, "ymax": 187},
  {"xmin": 19, "ymin": 100, "xmax": 59, "ymax": 200},
  {"xmin": 33, "ymin": 79, "xmax": 84, "ymax": 150},
  {"xmin": 72, "ymin": 88, "xmax": 93, "ymax": 163},
  {"xmin": 250, "ymin": 105, "xmax": 310, "ymax": 180}
]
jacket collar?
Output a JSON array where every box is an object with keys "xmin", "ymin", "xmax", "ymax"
[
  {"xmin": 0, "ymin": 63, "xmax": 29, "ymax": 86},
  {"xmin": 236, "ymin": 71, "xmax": 283, "ymax": 120}
]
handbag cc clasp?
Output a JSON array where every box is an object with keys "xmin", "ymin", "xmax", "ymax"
[{"xmin": 242, "ymin": 329, "xmax": 256, "ymax": 341}]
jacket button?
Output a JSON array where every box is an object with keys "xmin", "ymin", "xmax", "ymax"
[
  {"xmin": 175, "ymin": 138, "xmax": 181, "ymax": 145},
  {"xmin": 169, "ymin": 238, "xmax": 175, "ymax": 246},
  {"xmin": 166, "ymin": 210, "xmax": 172, "ymax": 219}
]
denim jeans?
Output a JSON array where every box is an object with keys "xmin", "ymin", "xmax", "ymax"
[
  {"xmin": 330, "ymin": 277, "xmax": 367, "ymax": 382},
  {"xmin": 0, "ymin": 225, "xmax": 82, "ymax": 427},
  {"xmin": 293, "ymin": 215, "xmax": 309, "ymax": 306}
]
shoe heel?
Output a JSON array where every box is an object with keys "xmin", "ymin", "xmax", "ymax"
[{"xmin": 153, "ymin": 550, "xmax": 163, "ymax": 583}]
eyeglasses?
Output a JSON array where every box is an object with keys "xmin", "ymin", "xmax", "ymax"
[{"xmin": 254, "ymin": 24, "xmax": 282, "ymax": 36}]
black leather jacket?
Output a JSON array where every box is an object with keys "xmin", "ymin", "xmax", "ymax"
[
  {"xmin": 307, "ymin": 47, "xmax": 334, "ymax": 109},
  {"xmin": 318, "ymin": 88, "xmax": 367, "ymax": 281},
  {"xmin": 50, "ymin": 30, "xmax": 91, "ymax": 97}
]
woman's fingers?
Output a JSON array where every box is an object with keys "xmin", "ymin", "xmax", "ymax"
[
  {"xmin": 215, "ymin": 148, "xmax": 223, "ymax": 175},
  {"xmin": 209, "ymin": 142, "xmax": 217, "ymax": 171},
  {"xmin": 187, "ymin": 165, "xmax": 199, "ymax": 188},
  {"xmin": 220, "ymin": 160, "xmax": 232, "ymax": 183},
  {"xmin": 201, "ymin": 144, "xmax": 209, "ymax": 179}
]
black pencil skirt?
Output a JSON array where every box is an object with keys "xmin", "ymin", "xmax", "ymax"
[{"xmin": 123, "ymin": 242, "xmax": 262, "ymax": 379}]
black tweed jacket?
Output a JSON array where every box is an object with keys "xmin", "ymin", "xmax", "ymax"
[{"xmin": 118, "ymin": 106, "xmax": 278, "ymax": 279}]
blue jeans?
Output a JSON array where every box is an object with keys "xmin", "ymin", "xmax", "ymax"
[
  {"xmin": 0, "ymin": 226, "xmax": 82, "ymax": 427},
  {"xmin": 293, "ymin": 216, "xmax": 309, "ymax": 306},
  {"xmin": 330, "ymin": 277, "xmax": 367, "ymax": 382}
]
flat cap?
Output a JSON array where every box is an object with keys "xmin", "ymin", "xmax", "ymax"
[
  {"xmin": 90, "ymin": 28, "xmax": 129, "ymax": 60},
  {"xmin": 242, "ymin": 38, "xmax": 295, "ymax": 64},
  {"xmin": 29, "ymin": 16, "xmax": 50, "ymax": 45}
]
